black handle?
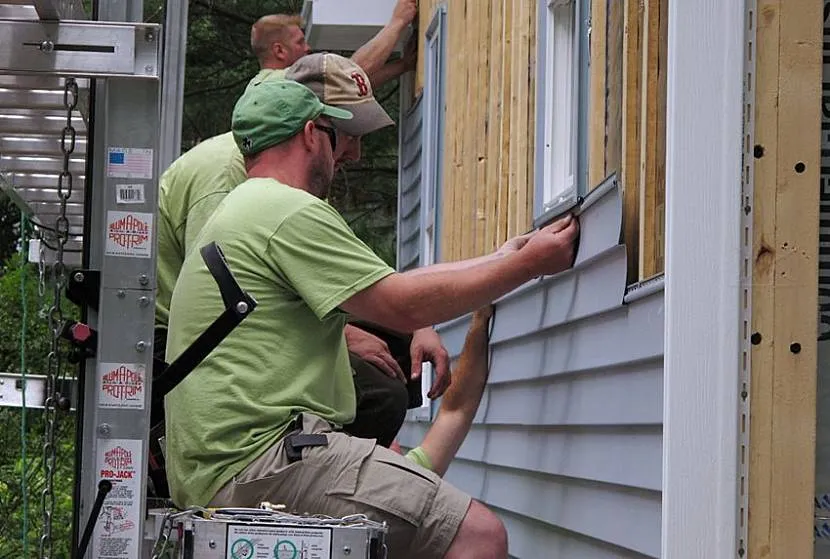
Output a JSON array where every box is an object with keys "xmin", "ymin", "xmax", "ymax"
[{"xmin": 75, "ymin": 479, "xmax": 112, "ymax": 558}]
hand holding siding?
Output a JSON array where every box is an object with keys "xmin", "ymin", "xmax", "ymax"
[{"xmin": 519, "ymin": 214, "xmax": 580, "ymax": 277}]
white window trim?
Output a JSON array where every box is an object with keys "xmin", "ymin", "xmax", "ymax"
[
  {"xmin": 410, "ymin": 4, "xmax": 447, "ymax": 422},
  {"xmin": 535, "ymin": 0, "xmax": 581, "ymax": 220}
]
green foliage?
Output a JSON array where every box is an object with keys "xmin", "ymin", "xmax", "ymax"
[{"xmin": 0, "ymin": 254, "xmax": 78, "ymax": 558}]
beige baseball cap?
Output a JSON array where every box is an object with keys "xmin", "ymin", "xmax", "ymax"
[{"xmin": 283, "ymin": 52, "xmax": 395, "ymax": 137}]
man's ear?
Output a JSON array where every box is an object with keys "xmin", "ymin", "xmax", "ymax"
[
  {"xmin": 300, "ymin": 121, "xmax": 317, "ymax": 152},
  {"xmin": 271, "ymin": 42, "xmax": 286, "ymax": 62}
]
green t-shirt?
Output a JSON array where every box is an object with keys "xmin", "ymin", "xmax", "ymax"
[
  {"xmin": 164, "ymin": 178, "xmax": 395, "ymax": 508},
  {"xmin": 404, "ymin": 446, "xmax": 434, "ymax": 471},
  {"xmin": 155, "ymin": 68, "xmax": 284, "ymax": 330}
]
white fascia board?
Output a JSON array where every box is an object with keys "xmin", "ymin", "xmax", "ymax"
[{"xmin": 302, "ymin": 0, "xmax": 403, "ymax": 53}]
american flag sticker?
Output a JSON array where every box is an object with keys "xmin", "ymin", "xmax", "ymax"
[{"xmin": 107, "ymin": 147, "xmax": 154, "ymax": 180}]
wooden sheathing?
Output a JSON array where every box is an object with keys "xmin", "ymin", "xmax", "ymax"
[
  {"xmin": 594, "ymin": 0, "xmax": 665, "ymax": 282},
  {"xmin": 589, "ymin": 0, "xmax": 608, "ymax": 188},
  {"xmin": 637, "ymin": 0, "xmax": 667, "ymax": 279},
  {"xmin": 588, "ymin": 0, "xmax": 625, "ymax": 189},
  {"xmin": 605, "ymin": 0, "xmax": 624, "ymax": 181},
  {"xmin": 749, "ymin": 0, "xmax": 822, "ymax": 557},
  {"xmin": 621, "ymin": 0, "xmax": 643, "ymax": 283},
  {"xmin": 484, "ymin": 0, "xmax": 506, "ymax": 255},
  {"xmin": 429, "ymin": 0, "xmax": 536, "ymax": 261}
]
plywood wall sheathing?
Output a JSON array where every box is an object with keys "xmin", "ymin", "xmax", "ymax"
[
  {"xmin": 435, "ymin": 0, "xmax": 536, "ymax": 261},
  {"xmin": 637, "ymin": 0, "xmax": 667, "ymax": 279},
  {"xmin": 621, "ymin": 0, "xmax": 643, "ymax": 283},
  {"xmin": 589, "ymin": 0, "xmax": 608, "ymax": 188}
]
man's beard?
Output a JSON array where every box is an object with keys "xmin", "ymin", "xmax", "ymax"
[{"xmin": 308, "ymin": 149, "xmax": 334, "ymax": 199}]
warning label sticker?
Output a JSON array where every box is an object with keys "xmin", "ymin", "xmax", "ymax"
[
  {"xmin": 94, "ymin": 439, "xmax": 142, "ymax": 558},
  {"xmin": 226, "ymin": 525, "xmax": 332, "ymax": 559},
  {"xmin": 98, "ymin": 363, "xmax": 145, "ymax": 409},
  {"xmin": 116, "ymin": 183, "xmax": 146, "ymax": 205},
  {"xmin": 105, "ymin": 211, "xmax": 153, "ymax": 259},
  {"xmin": 107, "ymin": 147, "xmax": 154, "ymax": 180}
]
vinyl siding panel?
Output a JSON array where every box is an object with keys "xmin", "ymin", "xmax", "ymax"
[
  {"xmin": 399, "ymin": 180, "xmax": 664, "ymax": 557},
  {"xmin": 396, "ymin": 95, "xmax": 423, "ymax": 271}
]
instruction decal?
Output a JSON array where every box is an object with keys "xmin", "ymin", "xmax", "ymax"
[
  {"xmin": 106, "ymin": 211, "xmax": 153, "ymax": 258},
  {"xmin": 107, "ymin": 147, "xmax": 153, "ymax": 180},
  {"xmin": 116, "ymin": 183, "xmax": 146, "ymax": 205},
  {"xmin": 226, "ymin": 524, "xmax": 332, "ymax": 559},
  {"xmin": 98, "ymin": 363, "xmax": 145, "ymax": 409},
  {"xmin": 94, "ymin": 439, "xmax": 142, "ymax": 558}
]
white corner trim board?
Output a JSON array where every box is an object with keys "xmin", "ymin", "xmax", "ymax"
[{"xmin": 662, "ymin": 0, "xmax": 746, "ymax": 557}]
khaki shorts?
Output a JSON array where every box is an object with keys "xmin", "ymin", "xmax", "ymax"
[{"xmin": 209, "ymin": 414, "xmax": 472, "ymax": 559}]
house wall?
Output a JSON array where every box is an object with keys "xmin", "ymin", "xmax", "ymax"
[
  {"xmin": 412, "ymin": 1, "xmax": 668, "ymax": 280},
  {"xmin": 393, "ymin": 2, "xmax": 670, "ymax": 557},
  {"xmin": 396, "ymin": 178, "xmax": 665, "ymax": 557},
  {"xmin": 396, "ymin": 95, "xmax": 423, "ymax": 271},
  {"xmin": 416, "ymin": 0, "xmax": 537, "ymax": 261}
]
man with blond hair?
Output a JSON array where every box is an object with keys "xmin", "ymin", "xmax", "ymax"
[{"xmin": 249, "ymin": 6, "xmax": 416, "ymax": 89}]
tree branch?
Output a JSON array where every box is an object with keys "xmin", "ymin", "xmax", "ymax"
[
  {"xmin": 185, "ymin": 75, "xmax": 252, "ymax": 99},
  {"xmin": 191, "ymin": 0, "xmax": 256, "ymax": 26}
]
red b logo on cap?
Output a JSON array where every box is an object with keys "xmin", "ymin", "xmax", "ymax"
[{"xmin": 351, "ymin": 72, "xmax": 369, "ymax": 97}]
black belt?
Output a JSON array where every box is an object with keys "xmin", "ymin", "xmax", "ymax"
[{"xmin": 283, "ymin": 416, "xmax": 329, "ymax": 463}]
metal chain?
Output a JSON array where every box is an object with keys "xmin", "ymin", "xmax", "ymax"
[
  {"xmin": 37, "ymin": 237, "xmax": 47, "ymax": 318},
  {"xmin": 39, "ymin": 76, "xmax": 77, "ymax": 559}
]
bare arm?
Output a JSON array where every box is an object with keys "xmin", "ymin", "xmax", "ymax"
[
  {"xmin": 340, "ymin": 251, "xmax": 530, "ymax": 333},
  {"xmin": 419, "ymin": 306, "xmax": 493, "ymax": 476},
  {"xmin": 351, "ymin": 0, "xmax": 416, "ymax": 82},
  {"xmin": 367, "ymin": 59, "xmax": 408, "ymax": 90},
  {"xmin": 339, "ymin": 216, "xmax": 579, "ymax": 333}
]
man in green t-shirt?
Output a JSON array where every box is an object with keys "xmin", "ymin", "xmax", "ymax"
[
  {"xmin": 156, "ymin": 2, "xmax": 417, "ymax": 334},
  {"xmin": 165, "ymin": 69, "xmax": 579, "ymax": 558},
  {"xmin": 155, "ymin": 1, "xmax": 440, "ymax": 451}
]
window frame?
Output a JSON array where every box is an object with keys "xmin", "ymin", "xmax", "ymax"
[
  {"xmin": 534, "ymin": 0, "xmax": 590, "ymax": 227},
  {"xmin": 408, "ymin": 4, "xmax": 448, "ymax": 422}
]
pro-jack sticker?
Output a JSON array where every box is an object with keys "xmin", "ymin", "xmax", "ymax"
[{"xmin": 93, "ymin": 439, "xmax": 142, "ymax": 558}]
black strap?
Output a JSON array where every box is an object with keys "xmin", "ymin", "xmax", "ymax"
[
  {"xmin": 151, "ymin": 242, "xmax": 257, "ymax": 407},
  {"xmin": 284, "ymin": 433, "xmax": 329, "ymax": 463},
  {"xmin": 202, "ymin": 242, "xmax": 245, "ymax": 309}
]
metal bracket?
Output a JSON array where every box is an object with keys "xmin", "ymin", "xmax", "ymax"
[
  {"xmin": 0, "ymin": 19, "xmax": 161, "ymax": 78},
  {"xmin": 737, "ymin": 0, "xmax": 758, "ymax": 556},
  {"xmin": 0, "ymin": 371, "xmax": 76, "ymax": 410},
  {"xmin": 67, "ymin": 268, "xmax": 100, "ymax": 311}
]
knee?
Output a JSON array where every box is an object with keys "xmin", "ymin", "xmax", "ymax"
[
  {"xmin": 446, "ymin": 500, "xmax": 508, "ymax": 559},
  {"xmin": 476, "ymin": 505, "xmax": 507, "ymax": 556}
]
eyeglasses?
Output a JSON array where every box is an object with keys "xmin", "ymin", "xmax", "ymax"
[{"xmin": 315, "ymin": 123, "xmax": 337, "ymax": 152}]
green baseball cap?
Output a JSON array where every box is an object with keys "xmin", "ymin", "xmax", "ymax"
[{"xmin": 231, "ymin": 79, "xmax": 353, "ymax": 156}]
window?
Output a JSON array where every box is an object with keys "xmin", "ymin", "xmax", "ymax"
[
  {"xmin": 420, "ymin": 4, "xmax": 447, "ymax": 268},
  {"xmin": 535, "ymin": 0, "xmax": 588, "ymax": 224},
  {"xmin": 410, "ymin": 4, "xmax": 447, "ymax": 421}
]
